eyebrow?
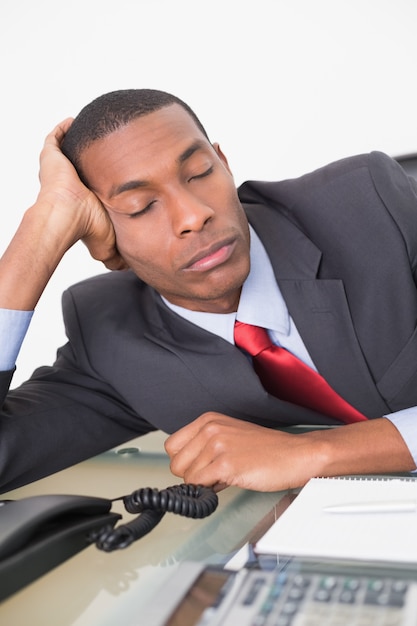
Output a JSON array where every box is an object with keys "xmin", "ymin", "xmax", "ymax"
[{"xmin": 109, "ymin": 140, "xmax": 207, "ymax": 199}]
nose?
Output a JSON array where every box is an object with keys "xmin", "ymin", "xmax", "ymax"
[{"xmin": 169, "ymin": 189, "xmax": 214, "ymax": 236}]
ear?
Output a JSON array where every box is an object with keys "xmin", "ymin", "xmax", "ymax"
[{"xmin": 212, "ymin": 142, "xmax": 233, "ymax": 175}]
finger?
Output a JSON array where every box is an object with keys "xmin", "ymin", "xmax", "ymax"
[
  {"xmin": 42, "ymin": 118, "xmax": 74, "ymax": 149},
  {"xmin": 170, "ymin": 447, "xmax": 221, "ymax": 488},
  {"xmin": 178, "ymin": 447, "xmax": 235, "ymax": 489},
  {"xmin": 165, "ymin": 424, "xmax": 197, "ymax": 457},
  {"xmin": 102, "ymin": 254, "xmax": 130, "ymax": 271},
  {"xmin": 213, "ymin": 482, "xmax": 228, "ymax": 493},
  {"xmin": 165, "ymin": 420, "xmax": 204, "ymax": 457},
  {"xmin": 168, "ymin": 428, "xmax": 209, "ymax": 478},
  {"xmin": 169, "ymin": 418, "xmax": 238, "ymax": 485},
  {"xmin": 165, "ymin": 412, "xmax": 230, "ymax": 456},
  {"xmin": 81, "ymin": 237, "xmax": 128, "ymax": 270}
]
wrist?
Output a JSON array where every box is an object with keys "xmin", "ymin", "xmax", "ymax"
[
  {"xmin": 0, "ymin": 200, "xmax": 85, "ymax": 310},
  {"xmin": 25, "ymin": 194, "xmax": 89, "ymax": 252},
  {"xmin": 303, "ymin": 419, "xmax": 416, "ymax": 479},
  {"xmin": 298, "ymin": 429, "xmax": 333, "ymax": 479}
]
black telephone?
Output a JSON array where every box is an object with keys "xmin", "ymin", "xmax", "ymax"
[
  {"xmin": 0, "ymin": 494, "xmax": 120, "ymax": 602},
  {"xmin": 0, "ymin": 485, "xmax": 218, "ymax": 602}
]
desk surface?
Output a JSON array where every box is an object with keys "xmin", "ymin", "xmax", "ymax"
[{"xmin": 0, "ymin": 432, "xmax": 289, "ymax": 626}]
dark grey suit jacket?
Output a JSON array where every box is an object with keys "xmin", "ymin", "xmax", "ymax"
[{"xmin": 1, "ymin": 151, "xmax": 417, "ymax": 491}]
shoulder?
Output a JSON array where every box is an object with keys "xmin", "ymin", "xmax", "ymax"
[
  {"xmin": 59, "ymin": 270, "xmax": 168, "ymax": 351},
  {"xmin": 241, "ymin": 152, "xmax": 417, "ymax": 270},
  {"xmin": 65, "ymin": 269, "xmax": 144, "ymax": 297},
  {"xmin": 240, "ymin": 151, "xmax": 417, "ymax": 230},
  {"xmin": 62, "ymin": 270, "xmax": 152, "ymax": 323},
  {"xmin": 238, "ymin": 152, "xmax": 405, "ymax": 208}
]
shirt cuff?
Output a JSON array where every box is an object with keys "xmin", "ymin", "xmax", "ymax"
[
  {"xmin": 385, "ymin": 407, "xmax": 417, "ymax": 470},
  {"xmin": 0, "ymin": 308, "xmax": 33, "ymax": 370}
]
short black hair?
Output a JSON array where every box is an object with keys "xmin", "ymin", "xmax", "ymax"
[{"xmin": 61, "ymin": 88, "xmax": 209, "ymax": 176}]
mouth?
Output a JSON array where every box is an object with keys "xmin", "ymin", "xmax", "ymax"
[{"xmin": 182, "ymin": 237, "xmax": 237, "ymax": 272}]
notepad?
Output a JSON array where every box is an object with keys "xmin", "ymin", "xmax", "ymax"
[{"xmin": 255, "ymin": 475, "xmax": 417, "ymax": 563}]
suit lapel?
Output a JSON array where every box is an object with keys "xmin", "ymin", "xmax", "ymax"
[{"xmin": 247, "ymin": 203, "xmax": 390, "ymax": 417}]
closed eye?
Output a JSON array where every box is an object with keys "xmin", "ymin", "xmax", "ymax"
[
  {"xmin": 128, "ymin": 200, "xmax": 157, "ymax": 218},
  {"xmin": 189, "ymin": 166, "xmax": 214, "ymax": 182}
]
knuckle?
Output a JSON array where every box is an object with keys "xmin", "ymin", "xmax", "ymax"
[
  {"xmin": 169, "ymin": 456, "xmax": 182, "ymax": 476},
  {"xmin": 210, "ymin": 435, "xmax": 228, "ymax": 455},
  {"xmin": 201, "ymin": 420, "xmax": 221, "ymax": 437}
]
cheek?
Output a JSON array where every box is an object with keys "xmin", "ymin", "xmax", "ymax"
[
  {"xmin": 112, "ymin": 212, "xmax": 172, "ymax": 252},
  {"xmin": 112, "ymin": 220, "xmax": 154, "ymax": 257},
  {"xmin": 112, "ymin": 223, "xmax": 172, "ymax": 282}
]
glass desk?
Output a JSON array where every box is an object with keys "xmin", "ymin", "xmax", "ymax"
[{"xmin": 0, "ymin": 431, "xmax": 291, "ymax": 626}]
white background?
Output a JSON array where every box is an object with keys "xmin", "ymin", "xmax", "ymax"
[{"xmin": 1, "ymin": 0, "xmax": 416, "ymax": 386}]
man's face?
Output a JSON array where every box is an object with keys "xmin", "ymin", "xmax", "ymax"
[{"xmin": 79, "ymin": 104, "xmax": 250, "ymax": 313}]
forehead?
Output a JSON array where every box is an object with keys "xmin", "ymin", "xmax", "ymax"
[{"xmin": 79, "ymin": 104, "xmax": 210, "ymax": 193}]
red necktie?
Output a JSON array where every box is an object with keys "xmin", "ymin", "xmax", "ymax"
[{"xmin": 234, "ymin": 321, "xmax": 367, "ymax": 424}]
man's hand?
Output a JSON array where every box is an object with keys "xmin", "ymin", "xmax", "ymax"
[
  {"xmin": 37, "ymin": 119, "xmax": 126, "ymax": 270},
  {"xmin": 165, "ymin": 412, "xmax": 416, "ymax": 492},
  {"xmin": 0, "ymin": 119, "xmax": 127, "ymax": 311},
  {"xmin": 165, "ymin": 412, "xmax": 326, "ymax": 492}
]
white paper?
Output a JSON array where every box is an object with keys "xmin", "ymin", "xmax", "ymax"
[{"xmin": 255, "ymin": 476, "xmax": 417, "ymax": 563}]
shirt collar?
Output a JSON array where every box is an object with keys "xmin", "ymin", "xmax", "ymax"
[{"xmin": 162, "ymin": 226, "xmax": 290, "ymax": 344}]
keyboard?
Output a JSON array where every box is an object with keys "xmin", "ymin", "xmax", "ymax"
[
  {"xmin": 149, "ymin": 560, "xmax": 417, "ymax": 626},
  {"xmin": 233, "ymin": 568, "xmax": 417, "ymax": 626}
]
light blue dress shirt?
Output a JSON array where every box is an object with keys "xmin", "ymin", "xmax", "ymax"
[
  {"xmin": 1, "ymin": 227, "xmax": 416, "ymax": 466},
  {"xmin": 0, "ymin": 309, "xmax": 33, "ymax": 370}
]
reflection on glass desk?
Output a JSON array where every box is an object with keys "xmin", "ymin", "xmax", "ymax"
[{"xmin": 0, "ymin": 431, "xmax": 291, "ymax": 626}]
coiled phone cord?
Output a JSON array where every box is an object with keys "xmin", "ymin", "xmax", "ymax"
[{"xmin": 93, "ymin": 484, "xmax": 218, "ymax": 552}]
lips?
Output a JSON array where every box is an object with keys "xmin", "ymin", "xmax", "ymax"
[{"xmin": 182, "ymin": 237, "xmax": 237, "ymax": 272}]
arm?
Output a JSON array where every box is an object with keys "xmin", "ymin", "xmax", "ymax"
[
  {"xmin": 165, "ymin": 412, "xmax": 416, "ymax": 492},
  {"xmin": 0, "ymin": 119, "xmax": 126, "ymax": 312},
  {"xmin": 0, "ymin": 283, "xmax": 154, "ymax": 492},
  {"xmin": 0, "ymin": 350, "xmax": 153, "ymax": 493},
  {"xmin": 0, "ymin": 121, "xmax": 138, "ymax": 492}
]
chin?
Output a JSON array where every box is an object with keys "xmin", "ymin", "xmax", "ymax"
[{"xmin": 193, "ymin": 273, "xmax": 248, "ymax": 312}]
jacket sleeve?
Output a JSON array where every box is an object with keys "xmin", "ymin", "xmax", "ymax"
[
  {"xmin": 0, "ymin": 369, "xmax": 15, "ymax": 404},
  {"xmin": 0, "ymin": 335, "xmax": 154, "ymax": 495}
]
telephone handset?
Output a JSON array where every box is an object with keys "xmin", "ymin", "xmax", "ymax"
[{"xmin": 0, "ymin": 484, "xmax": 218, "ymax": 602}]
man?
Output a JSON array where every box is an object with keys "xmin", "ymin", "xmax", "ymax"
[{"xmin": 0, "ymin": 89, "xmax": 416, "ymax": 494}]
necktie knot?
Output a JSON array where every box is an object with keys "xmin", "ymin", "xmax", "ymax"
[{"xmin": 234, "ymin": 321, "xmax": 271, "ymax": 356}]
